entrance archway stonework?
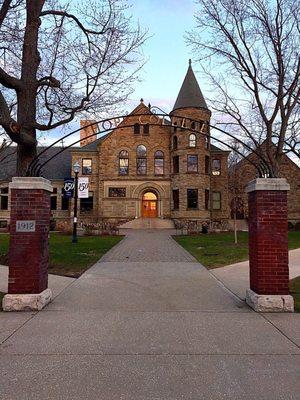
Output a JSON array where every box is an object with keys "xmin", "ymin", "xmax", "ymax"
[{"xmin": 132, "ymin": 182, "xmax": 168, "ymax": 219}]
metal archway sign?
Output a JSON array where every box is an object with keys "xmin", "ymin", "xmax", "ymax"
[{"xmin": 27, "ymin": 106, "xmax": 273, "ymax": 178}]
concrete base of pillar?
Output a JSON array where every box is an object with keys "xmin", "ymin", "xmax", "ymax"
[
  {"xmin": 2, "ymin": 289, "xmax": 52, "ymax": 312},
  {"xmin": 246, "ymin": 289, "xmax": 294, "ymax": 312}
]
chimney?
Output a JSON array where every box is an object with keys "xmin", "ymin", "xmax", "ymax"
[{"xmin": 80, "ymin": 120, "xmax": 98, "ymax": 147}]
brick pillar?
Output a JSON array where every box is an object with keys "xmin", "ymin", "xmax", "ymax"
[
  {"xmin": 245, "ymin": 178, "xmax": 294, "ymax": 312},
  {"xmin": 3, "ymin": 177, "xmax": 53, "ymax": 311}
]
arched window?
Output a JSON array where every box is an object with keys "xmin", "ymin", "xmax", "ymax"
[
  {"xmin": 119, "ymin": 150, "xmax": 129, "ymax": 175},
  {"xmin": 173, "ymin": 135, "xmax": 178, "ymax": 150},
  {"xmin": 189, "ymin": 133, "xmax": 196, "ymax": 147},
  {"xmin": 154, "ymin": 150, "xmax": 164, "ymax": 175},
  {"xmin": 136, "ymin": 145, "xmax": 147, "ymax": 175}
]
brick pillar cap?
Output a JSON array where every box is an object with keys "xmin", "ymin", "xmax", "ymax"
[
  {"xmin": 9, "ymin": 177, "xmax": 53, "ymax": 192},
  {"xmin": 245, "ymin": 178, "xmax": 290, "ymax": 193}
]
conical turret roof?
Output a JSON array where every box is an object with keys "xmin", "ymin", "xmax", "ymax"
[{"xmin": 173, "ymin": 60, "xmax": 208, "ymax": 111}]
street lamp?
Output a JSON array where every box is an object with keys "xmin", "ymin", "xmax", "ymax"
[{"xmin": 72, "ymin": 161, "xmax": 80, "ymax": 243}]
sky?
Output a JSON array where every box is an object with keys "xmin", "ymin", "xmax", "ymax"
[{"xmin": 127, "ymin": 0, "xmax": 200, "ymax": 111}]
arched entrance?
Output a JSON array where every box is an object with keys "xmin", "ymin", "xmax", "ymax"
[{"xmin": 142, "ymin": 191, "xmax": 158, "ymax": 218}]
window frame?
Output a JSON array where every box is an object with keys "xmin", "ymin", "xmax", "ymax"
[
  {"xmin": 136, "ymin": 145, "xmax": 147, "ymax": 175},
  {"xmin": 189, "ymin": 133, "xmax": 197, "ymax": 148},
  {"xmin": 0, "ymin": 187, "xmax": 8, "ymax": 210},
  {"xmin": 173, "ymin": 155, "xmax": 179, "ymax": 174},
  {"xmin": 172, "ymin": 189, "xmax": 179, "ymax": 210},
  {"xmin": 119, "ymin": 150, "xmax": 129, "ymax": 176},
  {"xmin": 212, "ymin": 158, "xmax": 221, "ymax": 176},
  {"xmin": 134, "ymin": 123, "xmax": 140, "ymax": 135},
  {"xmin": 154, "ymin": 150, "xmax": 164, "ymax": 175},
  {"xmin": 108, "ymin": 187, "xmax": 126, "ymax": 198},
  {"xmin": 82, "ymin": 158, "xmax": 92, "ymax": 175},
  {"xmin": 187, "ymin": 188, "xmax": 199, "ymax": 209},
  {"xmin": 212, "ymin": 191, "xmax": 221, "ymax": 210},
  {"xmin": 187, "ymin": 154, "xmax": 198, "ymax": 173}
]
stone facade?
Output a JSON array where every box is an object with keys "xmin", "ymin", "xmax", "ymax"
[
  {"xmin": 229, "ymin": 143, "xmax": 300, "ymax": 226},
  {"xmin": 0, "ymin": 63, "xmax": 231, "ymax": 230}
]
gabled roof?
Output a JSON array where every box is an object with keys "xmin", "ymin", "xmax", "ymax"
[
  {"xmin": 0, "ymin": 146, "xmax": 79, "ymax": 181},
  {"xmin": 173, "ymin": 60, "xmax": 209, "ymax": 111},
  {"xmin": 74, "ymin": 132, "xmax": 111, "ymax": 152}
]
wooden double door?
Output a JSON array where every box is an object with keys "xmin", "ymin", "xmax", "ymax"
[{"xmin": 142, "ymin": 192, "xmax": 158, "ymax": 218}]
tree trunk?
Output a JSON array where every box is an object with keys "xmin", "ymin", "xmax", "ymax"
[
  {"xmin": 16, "ymin": 0, "xmax": 45, "ymax": 176},
  {"xmin": 16, "ymin": 142, "xmax": 37, "ymax": 176}
]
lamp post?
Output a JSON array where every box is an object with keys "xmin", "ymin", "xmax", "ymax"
[{"xmin": 72, "ymin": 161, "xmax": 80, "ymax": 243}]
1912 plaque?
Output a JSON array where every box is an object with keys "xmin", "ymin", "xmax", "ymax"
[{"xmin": 16, "ymin": 220, "xmax": 36, "ymax": 232}]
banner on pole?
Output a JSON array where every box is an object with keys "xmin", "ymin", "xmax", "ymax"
[
  {"xmin": 63, "ymin": 178, "xmax": 74, "ymax": 198},
  {"xmin": 78, "ymin": 177, "xmax": 89, "ymax": 198}
]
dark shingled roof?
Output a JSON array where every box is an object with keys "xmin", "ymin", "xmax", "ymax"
[
  {"xmin": 74, "ymin": 132, "xmax": 111, "ymax": 152},
  {"xmin": 173, "ymin": 60, "xmax": 209, "ymax": 111},
  {"xmin": 0, "ymin": 146, "xmax": 78, "ymax": 181}
]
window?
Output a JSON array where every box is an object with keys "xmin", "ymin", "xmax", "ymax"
[
  {"xmin": 173, "ymin": 135, "xmax": 178, "ymax": 150},
  {"xmin": 189, "ymin": 133, "xmax": 196, "ymax": 147},
  {"xmin": 205, "ymin": 136, "xmax": 210, "ymax": 149},
  {"xmin": 205, "ymin": 156, "xmax": 210, "ymax": 174},
  {"xmin": 173, "ymin": 121, "xmax": 178, "ymax": 133},
  {"xmin": 173, "ymin": 189, "xmax": 179, "ymax": 210},
  {"xmin": 82, "ymin": 158, "xmax": 92, "ymax": 175},
  {"xmin": 212, "ymin": 159, "xmax": 221, "ymax": 175},
  {"xmin": 136, "ymin": 145, "xmax": 147, "ymax": 175},
  {"xmin": 154, "ymin": 150, "xmax": 164, "ymax": 175},
  {"xmin": 187, "ymin": 189, "xmax": 198, "ymax": 209},
  {"xmin": 119, "ymin": 150, "xmax": 129, "ymax": 175},
  {"xmin": 143, "ymin": 124, "xmax": 149, "ymax": 135},
  {"xmin": 205, "ymin": 189, "xmax": 210, "ymax": 210},
  {"xmin": 134, "ymin": 123, "xmax": 140, "ymax": 135},
  {"xmin": 187, "ymin": 155, "xmax": 198, "ymax": 173},
  {"xmin": 61, "ymin": 188, "xmax": 69, "ymax": 211},
  {"xmin": 80, "ymin": 191, "xmax": 94, "ymax": 212},
  {"xmin": 51, "ymin": 188, "xmax": 57, "ymax": 210},
  {"xmin": 109, "ymin": 187, "xmax": 126, "ymax": 197},
  {"xmin": 212, "ymin": 192, "xmax": 221, "ymax": 210},
  {"xmin": 191, "ymin": 121, "xmax": 196, "ymax": 130},
  {"xmin": 173, "ymin": 155, "xmax": 179, "ymax": 173},
  {"xmin": 0, "ymin": 187, "xmax": 8, "ymax": 210}
]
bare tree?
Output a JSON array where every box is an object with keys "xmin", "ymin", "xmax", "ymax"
[
  {"xmin": 187, "ymin": 0, "xmax": 300, "ymax": 176},
  {"xmin": 0, "ymin": 0, "xmax": 146, "ymax": 175}
]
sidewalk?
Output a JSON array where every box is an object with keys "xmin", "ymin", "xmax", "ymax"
[
  {"xmin": 0, "ymin": 230, "xmax": 299, "ymax": 400},
  {"xmin": 211, "ymin": 248, "xmax": 300, "ymax": 300}
]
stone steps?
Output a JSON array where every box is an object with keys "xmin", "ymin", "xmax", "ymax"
[{"xmin": 119, "ymin": 218, "xmax": 175, "ymax": 229}]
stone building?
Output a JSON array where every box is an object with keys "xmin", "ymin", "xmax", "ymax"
[
  {"xmin": 229, "ymin": 142, "xmax": 300, "ymax": 228},
  {"xmin": 0, "ymin": 62, "xmax": 230, "ymax": 230}
]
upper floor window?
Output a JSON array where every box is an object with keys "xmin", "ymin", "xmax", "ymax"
[
  {"xmin": 134, "ymin": 123, "xmax": 140, "ymax": 135},
  {"xmin": 205, "ymin": 156, "xmax": 210, "ymax": 174},
  {"xmin": 173, "ymin": 121, "xmax": 178, "ymax": 132},
  {"xmin": 212, "ymin": 159, "xmax": 221, "ymax": 175},
  {"xmin": 137, "ymin": 145, "xmax": 147, "ymax": 175},
  {"xmin": 0, "ymin": 187, "xmax": 8, "ymax": 210},
  {"xmin": 189, "ymin": 133, "xmax": 196, "ymax": 147},
  {"xmin": 82, "ymin": 158, "xmax": 92, "ymax": 175},
  {"xmin": 173, "ymin": 135, "xmax": 178, "ymax": 150},
  {"xmin": 187, "ymin": 155, "xmax": 198, "ymax": 173},
  {"xmin": 191, "ymin": 121, "xmax": 196, "ymax": 130},
  {"xmin": 154, "ymin": 150, "xmax": 164, "ymax": 175},
  {"xmin": 173, "ymin": 155, "xmax": 179, "ymax": 173},
  {"xmin": 143, "ymin": 124, "xmax": 150, "ymax": 135},
  {"xmin": 119, "ymin": 150, "xmax": 129, "ymax": 175}
]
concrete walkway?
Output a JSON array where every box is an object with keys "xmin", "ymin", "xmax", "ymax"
[
  {"xmin": 212, "ymin": 248, "xmax": 300, "ymax": 300},
  {"xmin": 1, "ymin": 230, "xmax": 300, "ymax": 399}
]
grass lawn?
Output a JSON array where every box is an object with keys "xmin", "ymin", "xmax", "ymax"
[
  {"xmin": 290, "ymin": 277, "xmax": 300, "ymax": 313},
  {"xmin": 0, "ymin": 233, "xmax": 123, "ymax": 278},
  {"xmin": 174, "ymin": 231, "xmax": 300, "ymax": 269}
]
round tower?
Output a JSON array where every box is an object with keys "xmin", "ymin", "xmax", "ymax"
[{"xmin": 170, "ymin": 60, "xmax": 211, "ymax": 227}]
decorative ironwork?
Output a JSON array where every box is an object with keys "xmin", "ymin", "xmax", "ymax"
[{"xmin": 27, "ymin": 106, "xmax": 274, "ymax": 178}]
